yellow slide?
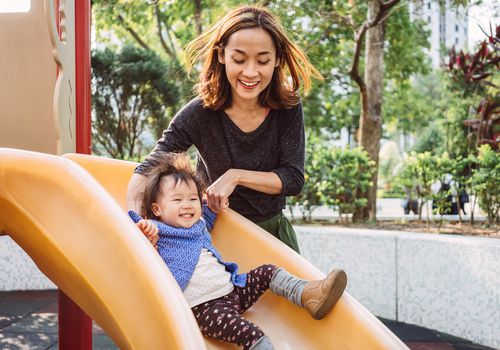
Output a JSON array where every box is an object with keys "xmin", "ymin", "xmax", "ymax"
[{"xmin": 0, "ymin": 148, "xmax": 407, "ymax": 349}]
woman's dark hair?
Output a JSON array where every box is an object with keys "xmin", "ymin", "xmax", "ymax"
[
  {"xmin": 140, "ymin": 152, "xmax": 203, "ymax": 220},
  {"xmin": 184, "ymin": 5, "xmax": 323, "ymax": 111}
]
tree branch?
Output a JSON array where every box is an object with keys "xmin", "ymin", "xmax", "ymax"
[
  {"xmin": 154, "ymin": 3, "xmax": 174, "ymax": 57},
  {"xmin": 348, "ymin": 0, "xmax": 401, "ymax": 91},
  {"xmin": 117, "ymin": 14, "xmax": 151, "ymax": 50},
  {"xmin": 193, "ymin": 0, "xmax": 202, "ymax": 36}
]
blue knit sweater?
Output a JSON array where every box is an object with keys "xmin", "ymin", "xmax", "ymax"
[{"xmin": 128, "ymin": 207, "xmax": 247, "ymax": 291}]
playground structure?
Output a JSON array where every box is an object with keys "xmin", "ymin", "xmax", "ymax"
[{"xmin": 0, "ymin": 1, "xmax": 408, "ymax": 349}]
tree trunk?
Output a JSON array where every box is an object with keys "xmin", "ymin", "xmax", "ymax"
[{"xmin": 354, "ymin": 0, "xmax": 385, "ymax": 221}]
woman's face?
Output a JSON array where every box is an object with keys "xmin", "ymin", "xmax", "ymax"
[
  {"xmin": 219, "ymin": 27, "xmax": 277, "ymax": 105},
  {"xmin": 152, "ymin": 176, "xmax": 202, "ymax": 229}
]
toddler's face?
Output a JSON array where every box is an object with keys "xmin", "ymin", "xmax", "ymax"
[{"xmin": 152, "ymin": 175, "xmax": 201, "ymax": 229}]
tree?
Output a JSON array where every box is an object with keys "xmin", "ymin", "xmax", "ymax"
[
  {"xmin": 270, "ymin": 0, "xmax": 435, "ymax": 220},
  {"xmin": 91, "ymin": 0, "xmax": 235, "ymax": 120},
  {"xmin": 92, "ymin": 0, "xmax": 460, "ymax": 216},
  {"xmin": 339, "ymin": 0, "xmax": 466, "ymax": 220},
  {"xmin": 91, "ymin": 46, "xmax": 178, "ymax": 159},
  {"xmin": 345, "ymin": 0, "xmax": 400, "ymax": 221}
]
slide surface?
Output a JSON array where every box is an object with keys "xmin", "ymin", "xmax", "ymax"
[{"xmin": 0, "ymin": 148, "xmax": 408, "ymax": 349}]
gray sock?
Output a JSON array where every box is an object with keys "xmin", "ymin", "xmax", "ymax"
[
  {"xmin": 249, "ymin": 335, "xmax": 275, "ymax": 350},
  {"xmin": 269, "ymin": 268, "xmax": 307, "ymax": 307}
]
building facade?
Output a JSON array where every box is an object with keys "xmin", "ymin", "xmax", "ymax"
[{"xmin": 410, "ymin": 0, "xmax": 468, "ymax": 68}]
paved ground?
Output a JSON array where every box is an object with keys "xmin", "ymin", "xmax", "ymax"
[{"xmin": 0, "ymin": 290, "xmax": 495, "ymax": 350}]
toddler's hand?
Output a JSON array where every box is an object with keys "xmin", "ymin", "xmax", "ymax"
[
  {"xmin": 136, "ymin": 219, "xmax": 159, "ymax": 250},
  {"xmin": 220, "ymin": 199, "xmax": 229, "ymax": 211}
]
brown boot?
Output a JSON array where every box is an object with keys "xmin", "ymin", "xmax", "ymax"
[{"xmin": 301, "ymin": 269, "xmax": 347, "ymax": 320}]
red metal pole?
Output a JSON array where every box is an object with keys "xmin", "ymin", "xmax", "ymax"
[
  {"xmin": 57, "ymin": 0, "xmax": 93, "ymax": 349},
  {"xmin": 58, "ymin": 290, "xmax": 93, "ymax": 350},
  {"xmin": 75, "ymin": 0, "xmax": 92, "ymax": 154}
]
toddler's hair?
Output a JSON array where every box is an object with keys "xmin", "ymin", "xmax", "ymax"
[{"xmin": 140, "ymin": 152, "xmax": 203, "ymax": 220}]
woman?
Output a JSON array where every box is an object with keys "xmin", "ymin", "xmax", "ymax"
[{"xmin": 127, "ymin": 5, "xmax": 322, "ymax": 253}]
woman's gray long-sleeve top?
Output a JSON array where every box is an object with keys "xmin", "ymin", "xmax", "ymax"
[{"xmin": 135, "ymin": 97, "xmax": 305, "ymax": 223}]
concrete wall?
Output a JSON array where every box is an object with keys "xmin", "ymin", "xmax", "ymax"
[
  {"xmin": 0, "ymin": 236, "xmax": 55, "ymax": 290},
  {"xmin": 297, "ymin": 226, "xmax": 500, "ymax": 349}
]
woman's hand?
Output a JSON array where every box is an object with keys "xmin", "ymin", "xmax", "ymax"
[
  {"xmin": 136, "ymin": 219, "xmax": 159, "ymax": 250},
  {"xmin": 206, "ymin": 169, "xmax": 238, "ymax": 212}
]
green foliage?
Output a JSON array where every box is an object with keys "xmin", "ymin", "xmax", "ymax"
[
  {"xmin": 92, "ymin": 0, "xmax": 438, "ymax": 142},
  {"xmin": 384, "ymin": 78, "xmax": 437, "ymax": 136},
  {"xmin": 289, "ymin": 136, "xmax": 375, "ymax": 222},
  {"xmin": 90, "ymin": 1, "xmax": 491, "ymax": 222},
  {"xmin": 407, "ymin": 72, "xmax": 477, "ymax": 158},
  {"xmin": 471, "ymin": 145, "xmax": 500, "ymax": 224},
  {"xmin": 395, "ymin": 151, "xmax": 441, "ymax": 223},
  {"xmin": 91, "ymin": 0, "xmax": 235, "ymax": 125},
  {"xmin": 288, "ymin": 134, "xmax": 325, "ymax": 221},
  {"xmin": 412, "ymin": 124, "xmax": 444, "ymax": 153},
  {"xmin": 91, "ymin": 46, "xmax": 178, "ymax": 159},
  {"xmin": 319, "ymin": 147, "xmax": 375, "ymax": 220},
  {"xmin": 396, "ymin": 148, "xmax": 498, "ymax": 225},
  {"xmin": 268, "ymin": 0, "xmax": 432, "ymax": 137},
  {"xmin": 385, "ymin": 7, "xmax": 431, "ymax": 81}
]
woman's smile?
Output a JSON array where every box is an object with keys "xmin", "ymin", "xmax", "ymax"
[{"xmin": 239, "ymin": 79, "xmax": 260, "ymax": 89}]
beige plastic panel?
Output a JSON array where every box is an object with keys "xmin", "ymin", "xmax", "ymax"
[
  {"xmin": 45, "ymin": 0, "xmax": 76, "ymax": 154},
  {"xmin": 0, "ymin": 0, "xmax": 75, "ymax": 155}
]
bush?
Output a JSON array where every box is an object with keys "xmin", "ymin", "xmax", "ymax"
[
  {"xmin": 320, "ymin": 147, "xmax": 375, "ymax": 221},
  {"xmin": 91, "ymin": 46, "xmax": 178, "ymax": 160},
  {"xmin": 396, "ymin": 149, "xmax": 497, "ymax": 226},
  {"xmin": 289, "ymin": 138, "xmax": 375, "ymax": 222},
  {"xmin": 288, "ymin": 135, "xmax": 324, "ymax": 221},
  {"xmin": 471, "ymin": 145, "xmax": 500, "ymax": 224}
]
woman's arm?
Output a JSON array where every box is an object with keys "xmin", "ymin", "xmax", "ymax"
[
  {"xmin": 126, "ymin": 173, "xmax": 159, "ymax": 247},
  {"xmin": 128, "ymin": 99, "xmax": 202, "ymax": 243},
  {"xmin": 205, "ymin": 169, "xmax": 282, "ymax": 212},
  {"xmin": 126, "ymin": 173, "xmax": 147, "ymax": 213},
  {"xmin": 271, "ymin": 103, "xmax": 305, "ymax": 196}
]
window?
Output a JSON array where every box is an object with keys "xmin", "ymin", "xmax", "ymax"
[
  {"xmin": 455, "ymin": 38, "xmax": 459, "ymax": 45},
  {"xmin": 455, "ymin": 25, "xmax": 459, "ymax": 32},
  {"xmin": 427, "ymin": 16, "xmax": 431, "ymax": 24},
  {"xmin": 427, "ymin": 3, "xmax": 431, "ymax": 10},
  {"xmin": 0, "ymin": 0, "xmax": 30, "ymax": 13}
]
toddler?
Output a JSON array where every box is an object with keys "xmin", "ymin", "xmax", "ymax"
[{"xmin": 129, "ymin": 152, "xmax": 347, "ymax": 350}]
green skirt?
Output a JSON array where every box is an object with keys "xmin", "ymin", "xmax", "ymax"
[{"xmin": 256, "ymin": 212, "xmax": 300, "ymax": 253}]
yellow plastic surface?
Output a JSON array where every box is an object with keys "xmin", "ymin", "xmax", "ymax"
[{"xmin": 0, "ymin": 148, "xmax": 408, "ymax": 349}]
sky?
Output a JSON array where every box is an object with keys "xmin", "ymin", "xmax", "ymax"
[{"xmin": 468, "ymin": 0, "xmax": 499, "ymax": 49}]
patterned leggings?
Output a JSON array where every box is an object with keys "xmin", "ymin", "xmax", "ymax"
[{"xmin": 192, "ymin": 264, "xmax": 278, "ymax": 350}]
